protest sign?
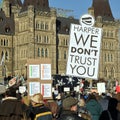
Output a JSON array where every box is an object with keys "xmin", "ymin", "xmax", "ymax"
[
  {"xmin": 66, "ymin": 14, "xmax": 102, "ymax": 79},
  {"xmin": 27, "ymin": 59, "xmax": 52, "ymax": 99},
  {"xmin": 97, "ymin": 82, "xmax": 106, "ymax": 94}
]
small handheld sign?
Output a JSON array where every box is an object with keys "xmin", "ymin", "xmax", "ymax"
[{"xmin": 66, "ymin": 14, "xmax": 102, "ymax": 80}]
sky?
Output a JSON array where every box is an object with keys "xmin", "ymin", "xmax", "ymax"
[
  {"xmin": 49, "ymin": 0, "xmax": 120, "ymax": 19},
  {"xmin": 0, "ymin": 0, "xmax": 120, "ymax": 19}
]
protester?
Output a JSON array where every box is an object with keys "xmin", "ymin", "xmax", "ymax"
[
  {"xmin": 113, "ymin": 93, "xmax": 120, "ymax": 120},
  {"xmin": 57, "ymin": 96, "xmax": 85, "ymax": 120},
  {"xmin": 45, "ymin": 98, "xmax": 59, "ymax": 120},
  {"xmin": 99, "ymin": 97, "xmax": 119, "ymax": 120},
  {"xmin": 0, "ymin": 87, "xmax": 26, "ymax": 120},
  {"xmin": 86, "ymin": 93, "xmax": 103, "ymax": 120},
  {"xmin": 98, "ymin": 93, "xmax": 109, "ymax": 111},
  {"xmin": 78, "ymin": 97, "xmax": 92, "ymax": 120},
  {"xmin": 27, "ymin": 93, "xmax": 52, "ymax": 120}
]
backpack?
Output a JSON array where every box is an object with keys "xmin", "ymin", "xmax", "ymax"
[{"xmin": 34, "ymin": 111, "xmax": 52, "ymax": 120}]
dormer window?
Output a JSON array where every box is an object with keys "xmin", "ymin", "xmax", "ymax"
[{"xmin": 5, "ymin": 26, "xmax": 10, "ymax": 33}]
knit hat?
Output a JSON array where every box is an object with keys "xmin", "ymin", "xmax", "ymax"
[
  {"xmin": 63, "ymin": 96, "xmax": 78, "ymax": 109},
  {"xmin": 31, "ymin": 93, "xmax": 44, "ymax": 104}
]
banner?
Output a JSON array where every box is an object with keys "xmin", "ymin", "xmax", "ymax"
[{"xmin": 66, "ymin": 14, "xmax": 102, "ymax": 79}]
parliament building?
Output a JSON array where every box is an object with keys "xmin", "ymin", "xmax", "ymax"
[{"xmin": 0, "ymin": 0, "xmax": 120, "ymax": 82}]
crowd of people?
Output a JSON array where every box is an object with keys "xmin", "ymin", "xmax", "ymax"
[{"xmin": 0, "ymin": 77, "xmax": 120, "ymax": 120}]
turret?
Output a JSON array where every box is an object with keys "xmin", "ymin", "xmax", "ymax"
[
  {"xmin": 2, "ymin": 0, "xmax": 22, "ymax": 17},
  {"xmin": 3, "ymin": 0, "xmax": 10, "ymax": 17},
  {"xmin": 91, "ymin": 0, "xmax": 114, "ymax": 21}
]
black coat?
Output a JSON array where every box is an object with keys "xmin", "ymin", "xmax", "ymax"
[
  {"xmin": 0, "ymin": 97, "xmax": 25, "ymax": 120},
  {"xmin": 57, "ymin": 110, "xmax": 85, "ymax": 120},
  {"xmin": 99, "ymin": 98, "xmax": 119, "ymax": 120},
  {"xmin": 27, "ymin": 104, "xmax": 52, "ymax": 120}
]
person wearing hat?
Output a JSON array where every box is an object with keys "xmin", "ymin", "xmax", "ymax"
[
  {"xmin": 27, "ymin": 93, "xmax": 52, "ymax": 120},
  {"xmin": 57, "ymin": 96, "xmax": 85, "ymax": 120}
]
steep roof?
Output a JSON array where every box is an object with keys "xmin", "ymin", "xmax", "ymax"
[
  {"xmin": 56, "ymin": 17, "xmax": 79, "ymax": 34},
  {"xmin": 0, "ymin": 9, "xmax": 15, "ymax": 35},
  {"xmin": 92, "ymin": 0, "xmax": 114, "ymax": 21},
  {"xmin": 22, "ymin": 0, "xmax": 50, "ymax": 11}
]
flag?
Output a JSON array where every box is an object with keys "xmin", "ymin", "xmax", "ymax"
[{"xmin": 0, "ymin": 54, "xmax": 5, "ymax": 66}]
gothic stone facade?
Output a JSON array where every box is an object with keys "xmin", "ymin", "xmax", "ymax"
[{"xmin": 0, "ymin": 0, "xmax": 120, "ymax": 82}]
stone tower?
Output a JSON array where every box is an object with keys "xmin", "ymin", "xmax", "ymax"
[{"xmin": 2, "ymin": 0, "xmax": 22, "ymax": 17}]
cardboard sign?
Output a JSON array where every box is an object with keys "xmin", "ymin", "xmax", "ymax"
[
  {"xmin": 64, "ymin": 87, "xmax": 70, "ymax": 92},
  {"xmin": 27, "ymin": 59, "xmax": 52, "ymax": 99},
  {"xmin": 19, "ymin": 86, "xmax": 26, "ymax": 94},
  {"xmin": 66, "ymin": 14, "xmax": 102, "ymax": 80},
  {"xmin": 29, "ymin": 82, "xmax": 40, "ymax": 96},
  {"xmin": 97, "ymin": 82, "xmax": 106, "ymax": 94},
  {"xmin": 29, "ymin": 65, "xmax": 40, "ymax": 78},
  {"xmin": 41, "ymin": 83, "xmax": 52, "ymax": 97},
  {"xmin": 41, "ymin": 64, "xmax": 51, "ymax": 80}
]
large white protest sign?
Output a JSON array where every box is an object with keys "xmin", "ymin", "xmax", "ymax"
[{"xmin": 66, "ymin": 14, "xmax": 102, "ymax": 80}]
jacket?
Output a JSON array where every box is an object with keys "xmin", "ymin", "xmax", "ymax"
[
  {"xmin": 86, "ymin": 99, "xmax": 102, "ymax": 120},
  {"xmin": 57, "ymin": 110, "xmax": 85, "ymax": 120},
  {"xmin": 99, "ymin": 98, "xmax": 119, "ymax": 120},
  {"xmin": 0, "ymin": 97, "xmax": 24, "ymax": 120},
  {"xmin": 27, "ymin": 104, "xmax": 52, "ymax": 120}
]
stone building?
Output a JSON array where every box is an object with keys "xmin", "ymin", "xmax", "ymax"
[{"xmin": 0, "ymin": 0, "xmax": 120, "ymax": 82}]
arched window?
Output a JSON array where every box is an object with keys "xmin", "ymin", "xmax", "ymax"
[
  {"xmin": 111, "ymin": 54, "xmax": 113, "ymax": 62},
  {"xmin": 5, "ymin": 51, "xmax": 8, "ymax": 60},
  {"xmin": 6, "ymin": 39, "xmax": 8, "ymax": 46},
  {"xmin": 111, "ymin": 68, "xmax": 114, "ymax": 78},
  {"xmin": 1, "ymin": 39, "xmax": 3, "ymax": 46},
  {"xmin": 41, "ymin": 48, "xmax": 44, "ymax": 57},
  {"xmin": 105, "ymin": 53, "xmax": 106, "ymax": 62},
  {"xmin": 1, "ymin": 51, "xmax": 4, "ymax": 59},
  {"xmin": 45, "ymin": 23, "xmax": 48, "ymax": 30},
  {"xmin": 38, "ymin": 48, "xmax": 40, "ymax": 57},
  {"xmin": 64, "ymin": 51, "xmax": 67, "ymax": 59},
  {"xmin": 104, "ymin": 67, "xmax": 107, "ymax": 77},
  {"xmin": 66, "ymin": 39, "xmax": 68, "ymax": 45},
  {"xmin": 41, "ymin": 23, "xmax": 44, "ymax": 29},
  {"xmin": 45, "ymin": 48, "xmax": 48, "ymax": 57},
  {"xmin": 63, "ymin": 39, "xmax": 66, "ymax": 45},
  {"xmin": 4, "ymin": 39, "xmax": 5, "ymax": 46}
]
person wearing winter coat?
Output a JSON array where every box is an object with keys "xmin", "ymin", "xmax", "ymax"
[
  {"xmin": 99, "ymin": 97, "xmax": 119, "ymax": 120},
  {"xmin": 0, "ymin": 87, "xmax": 26, "ymax": 120},
  {"xmin": 86, "ymin": 93, "xmax": 103, "ymax": 120},
  {"xmin": 57, "ymin": 96, "xmax": 85, "ymax": 120},
  {"xmin": 78, "ymin": 97, "xmax": 92, "ymax": 120},
  {"xmin": 26, "ymin": 93, "xmax": 52, "ymax": 120},
  {"xmin": 98, "ymin": 93, "xmax": 109, "ymax": 111}
]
